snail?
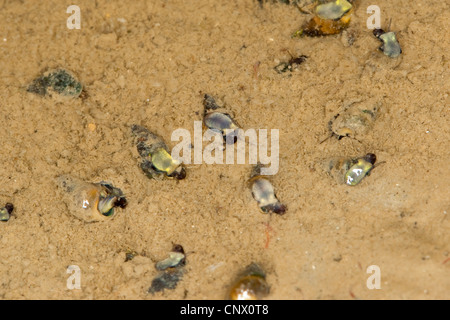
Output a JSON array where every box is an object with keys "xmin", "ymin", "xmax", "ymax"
[
  {"xmin": 321, "ymin": 99, "xmax": 380, "ymax": 143},
  {"xmin": 325, "ymin": 153, "xmax": 380, "ymax": 186},
  {"xmin": 344, "ymin": 153, "xmax": 377, "ymax": 186},
  {"xmin": 228, "ymin": 263, "xmax": 270, "ymax": 300},
  {"xmin": 0, "ymin": 203, "xmax": 14, "ymax": 222},
  {"xmin": 155, "ymin": 244, "xmax": 186, "ymax": 271},
  {"xmin": 293, "ymin": 0, "xmax": 353, "ymax": 37},
  {"xmin": 27, "ymin": 69, "xmax": 83, "ymax": 98},
  {"xmin": 373, "ymin": 28, "xmax": 402, "ymax": 58},
  {"xmin": 203, "ymin": 94, "xmax": 240, "ymax": 144},
  {"xmin": 148, "ymin": 244, "xmax": 186, "ymax": 294},
  {"xmin": 57, "ymin": 175, "xmax": 127, "ymax": 222},
  {"xmin": 249, "ymin": 164, "xmax": 286, "ymax": 215},
  {"xmin": 131, "ymin": 124, "xmax": 186, "ymax": 180}
]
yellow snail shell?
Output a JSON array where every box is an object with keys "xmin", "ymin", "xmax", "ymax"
[{"xmin": 228, "ymin": 263, "xmax": 270, "ymax": 300}]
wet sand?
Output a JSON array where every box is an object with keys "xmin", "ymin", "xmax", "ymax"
[{"xmin": 0, "ymin": 0, "xmax": 448, "ymax": 299}]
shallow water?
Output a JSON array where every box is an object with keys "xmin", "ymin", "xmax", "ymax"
[{"xmin": 0, "ymin": 0, "xmax": 448, "ymax": 299}]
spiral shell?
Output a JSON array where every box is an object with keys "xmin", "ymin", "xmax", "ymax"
[
  {"xmin": 344, "ymin": 153, "xmax": 377, "ymax": 186},
  {"xmin": 148, "ymin": 244, "xmax": 186, "ymax": 294},
  {"xmin": 324, "ymin": 153, "xmax": 377, "ymax": 186},
  {"xmin": 203, "ymin": 94, "xmax": 240, "ymax": 144},
  {"xmin": 0, "ymin": 203, "xmax": 14, "ymax": 222},
  {"xmin": 373, "ymin": 29, "xmax": 402, "ymax": 58},
  {"xmin": 228, "ymin": 263, "xmax": 270, "ymax": 300},
  {"xmin": 27, "ymin": 69, "xmax": 82, "ymax": 98},
  {"xmin": 155, "ymin": 244, "xmax": 186, "ymax": 271},
  {"xmin": 326, "ymin": 99, "xmax": 380, "ymax": 141},
  {"xmin": 57, "ymin": 175, "xmax": 127, "ymax": 222},
  {"xmin": 296, "ymin": 0, "xmax": 353, "ymax": 37},
  {"xmin": 249, "ymin": 164, "xmax": 286, "ymax": 215},
  {"xmin": 131, "ymin": 125, "xmax": 186, "ymax": 180}
]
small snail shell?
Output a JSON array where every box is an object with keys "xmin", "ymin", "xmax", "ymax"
[
  {"xmin": 249, "ymin": 164, "xmax": 286, "ymax": 215},
  {"xmin": 27, "ymin": 69, "xmax": 83, "ymax": 98},
  {"xmin": 204, "ymin": 113, "xmax": 239, "ymax": 134},
  {"xmin": 151, "ymin": 148, "xmax": 184, "ymax": 178},
  {"xmin": 250, "ymin": 178, "xmax": 286, "ymax": 215},
  {"xmin": 324, "ymin": 99, "xmax": 380, "ymax": 142},
  {"xmin": 315, "ymin": 0, "xmax": 353, "ymax": 20},
  {"xmin": 344, "ymin": 153, "xmax": 377, "ymax": 186},
  {"xmin": 228, "ymin": 263, "xmax": 270, "ymax": 300},
  {"xmin": 324, "ymin": 153, "xmax": 378, "ymax": 186},
  {"xmin": 0, "ymin": 203, "xmax": 14, "ymax": 222},
  {"xmin": 155, "ymin": 244, "xmax": 186, "ymax": 271},
  {"xmin": 373, "ymin": 29, "xmax": 402, "ymax": 58},
  {"xmin": 148, "ymin": 244, "xmax": 186, "ymax": 294},
  {"xmin": 203, "ymin": 94, "xmax": 240, "ymax": 144},
  {"xmin": 131, "ymin": 125, "xmax": 186, "ymax": 180},
  {"xmin": 57, "ymin": 175, "xmax": 127, "ymax": 222},
  {"xmin": 297, "ymin": 0, "xmax": 353, "ymax": 37}
]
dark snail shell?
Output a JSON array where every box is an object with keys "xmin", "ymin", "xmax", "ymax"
[{"xmin": 27, "ymin": 69, "xmax": 83, "ymax": 98}]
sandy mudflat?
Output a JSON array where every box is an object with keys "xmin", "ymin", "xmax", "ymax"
[{"xmin": 0, "ymin": 0, "xmax": 448, "ymax": 299}]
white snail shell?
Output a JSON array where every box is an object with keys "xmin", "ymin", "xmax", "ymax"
[{"xmin": 57, "ymin": 175, "xmax": 126, "ymax": 223}]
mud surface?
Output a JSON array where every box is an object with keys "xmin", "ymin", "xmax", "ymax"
[{"xmin": 0, "ymin": 0, "xmax": 448, "ymax": 299}]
